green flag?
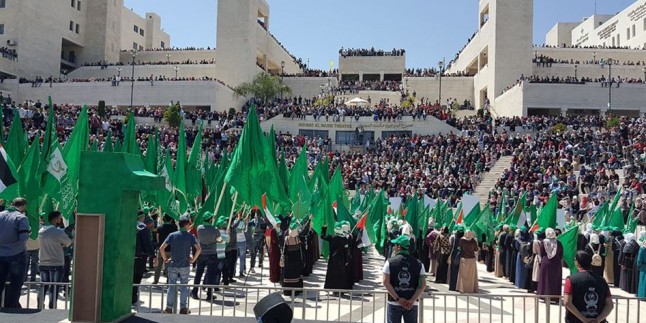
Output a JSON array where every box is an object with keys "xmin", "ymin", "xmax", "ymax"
[
  {"xmin": 17, "ymin": 141, "xmax": 41, "ymax": 239},
  {"xmin": 186, "ymin": 122, "xmax": 204, "ymax": 199},
  {"xmin": 464, "ymin": 201, "xmax": 481, "ymax": 228},
  {"xmin": 624, "ymin": 202, "xmax": 636, "ymax": 234},
  {"xmin": 335, "ymin": 196, "xmax": 356, "ymax": 229},
  {"xmin": 606, "ymin": 207, "xmax": 625, "ymax": 232},
  {"xmin": 472, "ymin": 203, "xmax": 494, "ymax": 244},
  {"xmin": 113, "ymin": 138, "xmax": 122, "ymax": 152},
  {"xmin": 122, "ymin": 112, "xmax": 140, "ymax": 156},
  {"xmin": 533, "ymin": 193, "xmax": 558, "ymax": 230},
  {"xmin": 224, "ymin": 106, "xmax": 289, "ymax": 209},
  {"xmin": 103, "ymin": 131, "xmax": 114, "ymax": 152},
  {"xmin": 558, "ymin": 226, "xmax": 579, "ymax": 275},
  {"xmin": 288, "ymin": 145, "xmax": 311, "ymax": 218},
  {"xmin": 175, "ymin": 122, "xmax": 188, "ymax": 213},
  {"xmin": 591, "ymin": 202, "xmax": 608, "ymax": 230},
  {"xmin": 365, "ymin": 191, "xmax": 387, "ymax": 249},
  {"xmin": 266, "ymin": 125, "xmax": 276, "ymax": 160},
  {"xmin": 157, "ymin": 149, "xmax": 178, "ymax": 219},
  {"xmin": 404, "ymin": 194, "xmax": 419, "ymax": 237},
  {"xmin": 144, "ymin": 130, "xmax": 160, "ymax": 174},
  {"xmin": 277, "ymin": 150, "xmax": 289, "ymax": 197},
  {"xmin": 90, "ymin": 139, "xmax": 98, "ymax": 152},
  {"xmin": 6, "ymin": 112, "xmax": 27, "ymax": 165},
  {"xmin": 58, "ymin": 105, "xmax": 89, "ymax": 218}
]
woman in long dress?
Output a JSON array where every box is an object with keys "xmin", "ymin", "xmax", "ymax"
[
  {"xmin": 603, "ymin": 231, "xmax": 615, "ymax": 284},
  {"xmin": 613, "ymin": 231, "xmax": 625, "ymax": 288},
  {"xmin": 321, "ymin": 223, "xmax": 352, "ymax": 292},
  {"xmin": 434, "ymin": 227, "xmax": 451, "ymax": 284},
  {"xmin": 537, "ymin": 228, "xmax": 563, "ymax": 299},
  {"xmin": 282, "ymin": 223, "xmax": 304, "ymax": 296},
  {"xmin": 619, "ymin": 233, "xmax": 638, "ymax": 293},
  {"xmin": 507, "ymin": 228, "xmax": 519, "ymax": 284},
  {"xmin": 529, "ymin": 230, "xmax": 544, "ymax": 293},
  {"xmin": 637, "ymin": 235, "xmax": 646, "ymax": 298},
  {"xmin": 457, "ymin": 230, "xmax": 480, "ymax": 293},
  {"xmin": 584, "ymin": 233, "xmax": 605, "ymax": 276},
  {"xmin": 448, "ymin": 227, "xmax": 465, "ymax": 291},
  {"xmin": 514, "ymin": 228, "xmax": 531, "ymax": 289},
  {"xmin": 267, "ymin": 222, "xmax": 282, "ymax": 284},
  {"xmin": 494, "ymin": 228, "xmax": 504, "ymax": 277}
]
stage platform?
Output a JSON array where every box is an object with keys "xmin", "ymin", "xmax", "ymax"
[{"xmin": 0, "ymin": 309, "xmax": 315, "ymax": 323}]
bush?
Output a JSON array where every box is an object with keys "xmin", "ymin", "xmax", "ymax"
[
  {"xmin": 551, "ymin": 123, "xmax": 566, "ymax": 134},
  {"xmin": 605, "ymin": 116, "xmax": 620, "ymax": 128},
  {"xmin": 164, "ymin": 104, "xmax": 182, "ymax": 128},
  {"xmin": 98, "ymin": 100, "xmax": 106, "ymax": 118}
]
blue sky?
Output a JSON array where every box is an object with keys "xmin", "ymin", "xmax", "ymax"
[{"xmin": 124, "ymin": 0, "xmax": 636, "ymax": 69}]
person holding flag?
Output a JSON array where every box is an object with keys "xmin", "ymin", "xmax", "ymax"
[{"xmin": 321, "ymin": 222, "xmax": 353, "ymax": 294}]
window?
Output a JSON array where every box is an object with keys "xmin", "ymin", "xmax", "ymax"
[
  {"xmin": 0, "ymin": 0, "xmax": 6, "ymax": 8},
  {"xmin": 160, "ymin": 41, "xmax": 165, "ymax": 48},
  {"xmin": 134, "ymin": 25, "xmax": 139, "ymax": 33},
  {"xmin": 138, "ymin": 45, "xmax": 143, "ymax": 51},
  {"xmin": 644, "ymin": 18, "xmax": 646, "ymax": 31},
  {"xmin": 632, "ymin": 24, "xmax": 636, "ymax": 37},
  {"xmin": 77, "ymin": 0, "xmax": 81, "ymax": 11},
  {"xmin": 71, "ymin": 0, "xmax": 75, "ymax": 8},
  {"xmin": 69, "ymin": 20, "xmax": 74, "ymax": 31},
  {"xmin": 617, "ymin": 34, "xmax": 620, "ymax": 46},
  {"xmin": 133, "ymin": 42, "xmax": 138, "ymax": 50},
  {"xmin": 627, "ymin": 28, "xmax": 631, "ymax": 40},
  {"xmin": 75, "ymin": 23, "xmax": 79, "ymax": 34},
  {"xmin": 139, "ymin": 29, "xmax": 144, "ymax": 36},
  {"xmin": 0, "ymin": 24, "xmax": 4, "ymax": 35}
]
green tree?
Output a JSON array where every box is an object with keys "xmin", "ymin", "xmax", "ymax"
[
  {"xmin": 233, "ymin": 72, "xmax": 291, "ymax": 104},
  {"xmin": 164, "ymin": 104, "xmax": 182, "ymax": 128}
]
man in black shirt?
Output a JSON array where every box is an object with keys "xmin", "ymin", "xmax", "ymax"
[
  {"xmin": 382, "ymin": 235, "xmax": 426, "ymax": 323},
  {"xmin": 154, "ymin": 215, "xmax": 177, "ymax": 284},
  {"xmin": 133, "ymin": 217, "xmax": 156, "ymax": 305},
  {"xmin": 563, "ymin": 251, "xmax": 614, "ymax": 323}
]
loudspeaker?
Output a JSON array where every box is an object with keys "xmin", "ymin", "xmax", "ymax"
[{"xmin": 253, "ymin": 292, "xmax": 293, "ymax": 323}]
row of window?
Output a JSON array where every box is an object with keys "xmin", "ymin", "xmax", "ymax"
[
  {"xmin": 134, "ymin": 25, "xmax": 144, "ymax": 36},
  {"xmin": 132, "ymin": 42, "xmax": 143, "ymax": 51},
  {"xmin": 70, "ymin": 0, "xmax": 81, "ymax": 11},
  {"xmin": 69, "ymin": 20, "xmax": 79, "ymax": 34}
]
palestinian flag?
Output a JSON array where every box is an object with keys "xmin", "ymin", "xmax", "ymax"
[
  {"xmin": 0, "ymin": 144, "xmax": 18, "ymax": 192},
  {"xmin": 261, "ymin": 193, "xmax": 279, "ymax": 228}
]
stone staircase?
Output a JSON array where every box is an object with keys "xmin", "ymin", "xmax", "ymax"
[{"xmin": 472, "ymin": 155, "xmax": 514, "ymax": 205}]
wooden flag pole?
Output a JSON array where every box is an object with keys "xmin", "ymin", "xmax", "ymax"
[{"xmin": 212, "ymin": 182, "xmax": 228, "ymax": 219}]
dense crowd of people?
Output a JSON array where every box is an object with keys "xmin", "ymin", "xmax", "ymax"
[
  {"xmin": 339, "ymin": 48, "xmax": 405, "ymax": 57},
  {"xmin": 333, "ymin": 80, "xmax": 403, "ymax": 94},
  {"xmin": 0, "ymin": 47, "xmax": 18, "ymax": 60}
]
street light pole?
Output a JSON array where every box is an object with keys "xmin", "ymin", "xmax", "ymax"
[
  {"xmin": 438, "ymin": 58, "xmax": 445, "ymax": 105},
  {"xmin": 280, "ymin": 60, "xmax": 285, "ymax": 100},
  {"xmin": 130, "ymin": 50, "xmax": 137, "ymax": 109},
  {"xmin": 166, "ymin": 54, "xmax": 170, "ymax": 63},
  {"xmin": 607, "ymin": 58, "xmax": 613, "ymax": 113},
  {"xmin": 174, "ymin": 66, "xmax": 179, "ymax": 79},
  {"xmin": 574, "ymin": 64, "xmax": 578, "ymax": 80}
]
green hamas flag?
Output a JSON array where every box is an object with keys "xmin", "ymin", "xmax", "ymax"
[
  {"xmin": 59, "ymin": 105, "xmax": 89, "ymax": 219},
  {"xmin": 17, "ymin": 142, "xmax": 41, "ymax": 239},
  {"xmin": 157, "ymin": 149, "xmax": 178, "ymax": 219},
  {"xmin": 103, "ymin": 131, "xmax": 114, "ymax": 152},
  {"xmin": 122, "ymin": 112, "xmax": 140, "ymax": 157},
  {"xmin": 174, "ymin": 122, "xmax": 188, "ymax": 213},
  {"xmin": 224, "ymin": 106, "xmax": 289, "ymax": 209},
  {"xmin": 558, "ymin": 226, "xmax": 579, "ymax": 275},
  {"xmin": 591, "ymin": 202, "xmax": 608, "ymax": 230},
  {"xmin": 472, "ymin": 203, "xmax": 494, "ymax": 244},
  {"xmin": 186, "ymin": 122, "xmax": 204, "ymax": 199},
  {"xmin": 366, "ymin": 191, "xmax": 387, "ymax": 252},
  {"xmin": 6, "ymin": 112, "xmax": 28, "ymax": 165},
  {"xmin": 288, "ymin": 145, "xmax": 311, "ymax": 219},
  {"xmin": 505, "ymin": 192, "xmax": 526, "ymax": 227}
]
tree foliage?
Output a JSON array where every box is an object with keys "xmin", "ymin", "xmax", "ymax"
[
  {"xmin": 233, "ymin": 72, "xmax": 291, "ymax": 104},
  {"xmin": 164, "ymin": 104, "xmax": 182, "ymax": 128}
]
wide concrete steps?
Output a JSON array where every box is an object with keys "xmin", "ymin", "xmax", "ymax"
[{"xmin": 473, "ymin": 155, "xmax": 514, "ymax": 205}]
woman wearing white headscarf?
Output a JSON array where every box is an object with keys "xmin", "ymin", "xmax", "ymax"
[
  {"xmin": 457, "ymin": 230, "xmax": 480, "ymax": 293},
  {"xmin": 584, "ymin": 233, "xmax": 605, "ymax": 276},
  {"xmin": 537, "ymin": 228, "xmax": 563, "ymax": 298}
]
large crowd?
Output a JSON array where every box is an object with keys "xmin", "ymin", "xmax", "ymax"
[{"xmin": 339, "ymin": 48, "xmax": 405, "ymax": 57}]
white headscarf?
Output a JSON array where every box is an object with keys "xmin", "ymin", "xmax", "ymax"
[
  {"xmin": 589, "ymin": 233, "xmax": 599, "ymax": 245},
  {"xmin": 625, "ymin": 233, "xmax": 635, "ymax": 242},
  {"xmin": 544, "ymin": 228, "xmax": 558, "ymax": 259}
]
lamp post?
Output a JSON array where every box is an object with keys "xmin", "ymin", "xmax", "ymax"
[
  {"xmin": 130, "ymin": 50, "xmax": 137, "ymax": 109},
  {"xmin": 166, "ymin": 54, "xmax": 171, "ymax": 63},
  {"xmin": 593, "ymin": 51, "xmax": 597, "ymax": 63},
  {"xmin": 605, "ymin": 58, "xmax": 615, "ymax": 112},
  {"xmin": 280, "ymin": 60, "xmax": 285, "ymax": 100},
  {"xmin": 117, "ymin": 67, "xmax": 122, "ymax": 77},
  {"xmin": 438, "ymin": 58, "xmax": 445, "ymax": 105},
  {"xmin": 174, "ymin": 66, "xmax": 180, "ymax": 79},
  {"xmin": 574, "ymin": 64, "xmax": 578, "ymax": 80}
]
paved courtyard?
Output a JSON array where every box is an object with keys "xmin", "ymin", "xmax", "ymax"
[{"xmin": 18, "ymin": 249, "xmax": 644, "ymax": 322}]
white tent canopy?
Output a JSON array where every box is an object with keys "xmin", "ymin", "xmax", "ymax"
[{"xmin": 344, "ymin": 97, "xmax": 369, "ymax": 106}]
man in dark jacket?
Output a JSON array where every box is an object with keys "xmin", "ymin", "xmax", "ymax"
[
  {"xmin": 563, "ymin": 251, "xmax": 613, "ymax": 323},
  {"xmin": 133, "ymin": 216, "xmax": 156, "ymax": 305}
]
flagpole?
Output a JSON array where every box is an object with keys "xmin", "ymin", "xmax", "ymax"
[
  {"xmin": 226, "ymin": 191, "xmax": 239, "ymax": 229},
  {"xmin": 212, "ymin": 181, "xmax": 228, "ymax": 219}
]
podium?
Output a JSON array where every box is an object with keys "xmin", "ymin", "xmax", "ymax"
[{"xmin": 68, "ymin": 152, "xmax": 163, "ymax": 323}]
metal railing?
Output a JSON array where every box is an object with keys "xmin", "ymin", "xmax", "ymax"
[{"xmin": 8, "ymin": 282, "xmax": 646, "ymax": 322}]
